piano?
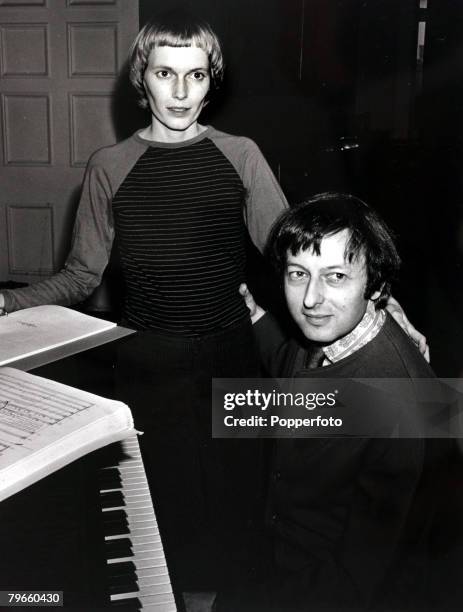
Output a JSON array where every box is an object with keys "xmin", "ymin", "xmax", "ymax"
[
  {"xmin": 102, "ymin": 436, "xmax": 177, "ymax": 610},
  {"xmin": 0, "ymin": 327, "xmax": 179, "ymax": 611}
]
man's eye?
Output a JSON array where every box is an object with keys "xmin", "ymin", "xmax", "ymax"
[
  {"xmin": 156, "ymin": 70, "xmax": 171, "ymax": 78},
  {"xmin": 326, "ymin": 273, "xmax": 346, "ymax": 284},
  {"xmin": 287, "ymin": 270, "xmax": 307, "ymax": 281}
]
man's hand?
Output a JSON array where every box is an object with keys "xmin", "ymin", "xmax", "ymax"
[
  {"xmin": 239, "ymin": 283, "xmax": 266, "ymax": 325},
  {"xmin": 386, "ymin": 296, "xmax": 430, "ymax": 362}
]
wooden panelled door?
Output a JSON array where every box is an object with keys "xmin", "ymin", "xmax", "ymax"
[{"xmin": 0, "ymin": 0, "xmax": 139, "ymax": 284}]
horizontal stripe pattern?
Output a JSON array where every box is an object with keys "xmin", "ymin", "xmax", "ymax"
[{"xmin": 112, "ymin": 138, "xmax": 249, "ymax": 334}]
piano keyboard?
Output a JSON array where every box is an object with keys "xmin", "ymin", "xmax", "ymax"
[{"xmin": 99, "ymin": 435, "xmax": 177, "ymax": 611}]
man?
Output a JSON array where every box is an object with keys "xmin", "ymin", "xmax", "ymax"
[{"xmin": 228, "ymin": 193, "xmax": 440, "ymax": 611}]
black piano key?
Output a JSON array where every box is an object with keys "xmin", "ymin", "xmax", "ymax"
[
  {"xmin": 103, "ymin": 509, "xmax": 128, "ymax": 524},
  {"xmin": 100, "ymin": 473, "xmax": 123, "ymax": 489},
  {"xmin": 100, "ymin": 465, "xmax": 123, "ymax": 477},
  {"xmin": 104, "ymin": 520, "xmax": 130, "ymax": 537},
  {"xmin": 101, "ymin": 490, "xmax": 125, "ymax": 508},
  {"xmin": 109, "ymin": 579, "xmax": 140, "ymax": 596},
  {"xmin": 107, "ymin": 561, "xmax": 137, "ymax": 578},
  {"xmin": 106, "ymin": 538, "xmax": 134, "ymax": 559},
  {"xmin": 110, "ymin": 597, "xmax": 143, "ymax": 610}
]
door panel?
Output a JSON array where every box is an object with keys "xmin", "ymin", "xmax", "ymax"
[{"xmin": 0, "ymin": 0, "xmax": 139, "ymax": 282}]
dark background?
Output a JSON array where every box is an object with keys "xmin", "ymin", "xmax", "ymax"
[{"xmin": 120, "ymin": 0, "xmax": 463, "ymax": 377}]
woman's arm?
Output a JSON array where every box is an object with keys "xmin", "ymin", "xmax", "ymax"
[
  {"xmin": 1, "ymin": 160, "xmax": 114, "ymax": 313},
  {"xmin": 386, "ymin": 297, "xmax": 429, "ymax": 362},
  {"xmin": 239, "ymin": 283, "xmax": 266, "ymax": 324}
]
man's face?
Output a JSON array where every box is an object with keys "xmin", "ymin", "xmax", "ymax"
[
  {"xmin": 143, "ymin": 45, "xmax": 210, "ymax": 139},
  {"xmin": 284, "ymin": 229, "xmax": 378, "ymax": 344}
]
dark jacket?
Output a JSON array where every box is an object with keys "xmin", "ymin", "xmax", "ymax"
[{"xmin": 252, "ymin": 313, "xmax": 443, "ymax": 611}]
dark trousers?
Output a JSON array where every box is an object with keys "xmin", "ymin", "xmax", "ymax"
[{"xmin": 115, "ymin": 320, "xmax": 264, "ymax": 592}]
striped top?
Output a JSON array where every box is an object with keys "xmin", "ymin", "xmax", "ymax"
[
  {"xmin": 2, "ymin": 127, "xmax": 288, "ymax": 323},
  {"xmin": 111, "ymin": 129, "xmax": 281, "ymax": 334}
]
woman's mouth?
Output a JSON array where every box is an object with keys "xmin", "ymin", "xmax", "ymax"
[{"xmin": 167, "ymin": 107, "xmax": 190, "ymax": 115}]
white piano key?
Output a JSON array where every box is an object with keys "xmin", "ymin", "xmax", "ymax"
[
  {"xmin": 138, "ymin": 593, "xmax": 177, "ymax": 610},
  {"xmin": 102, "ymin": 435, "xmax": 177, "ymax": 611},
  {"xmin": 110, "ymin": 580, "xmax": 176, "ymax": 601}
]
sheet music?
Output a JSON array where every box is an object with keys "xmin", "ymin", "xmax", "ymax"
[
  {"xmin": 0, "ymin": 369, "xmax": 98, "ymax": 455},
  {"xmin": 0, "ymin": 368, "xmax": 134, "ymax": 501},
  {"xmin": 0, "ymin": 305, "xmax": 117, "ymax": 366}
]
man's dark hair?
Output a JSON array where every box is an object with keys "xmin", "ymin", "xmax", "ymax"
[{"xmin": 267, "ymin": 192, "xmax": 401, "ymax": 306}]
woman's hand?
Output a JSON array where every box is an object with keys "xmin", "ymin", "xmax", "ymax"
[
  {"xmin": 386, "ymin": 296, "xmax": 430, "ymax": 362},
  {"xmin": 239, "ymin": 283, "xmax": 266, "ymax": 325}
]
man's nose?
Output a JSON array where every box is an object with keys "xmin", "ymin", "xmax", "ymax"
[
  {"xmin": 303, "ymin": 278, "xmax": 324, "ymax": 309},
  {"xmin": 173, "ymin": 77, "xmax": 187, "ymax": 100}
]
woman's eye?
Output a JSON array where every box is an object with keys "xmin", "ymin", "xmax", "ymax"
[
  {"xmin": 156, "ymin": 70, "xmax": 170, "ymax": 78},
  {"xmin": 191, "ymin": 71, "xmax": 206, "ymax": 80}
]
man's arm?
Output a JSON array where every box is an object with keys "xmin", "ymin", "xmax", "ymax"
[
  {"xmin": 239, "ymin": 283, "xmax": 295, "ymax": 376},
  {"xmin": 1, "ymin": 158, "xmax": 114, "ymax": 313}
]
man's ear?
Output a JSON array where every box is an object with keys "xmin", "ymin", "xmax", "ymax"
[{"xmin": 370, "ymin": 287, "xmax": 383, "ymax": 302}]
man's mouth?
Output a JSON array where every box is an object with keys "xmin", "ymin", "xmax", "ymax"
[{"xmin": 303, "ymin": 313, "xmax": 332, "ymax": 325}]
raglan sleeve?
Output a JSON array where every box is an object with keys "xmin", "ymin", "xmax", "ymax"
[
  {"xmin": 240, "ymin": 139, "xmax": 289, "ymax": 253},
  {"xmin": 2, "ymin": 153, "xmax": 114, "ymax": 312}
]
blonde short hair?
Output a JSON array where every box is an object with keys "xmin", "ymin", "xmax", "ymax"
[{"xmin": 129, "ymin": 13, "xmax": 224, "ymax": 109}]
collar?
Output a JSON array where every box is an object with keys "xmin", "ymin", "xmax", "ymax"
[
  {"xmin": 134, "ymin": 125, "xmax": 211, "ymax": 149},
  {"xmin": 322, "ymin": 301, "xmax": 386, "ymax": 365}
]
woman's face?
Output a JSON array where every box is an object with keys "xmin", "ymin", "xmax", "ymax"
[{"xmin": 143, "ymin": 45, "xmax": 210, "ymax": 141}]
